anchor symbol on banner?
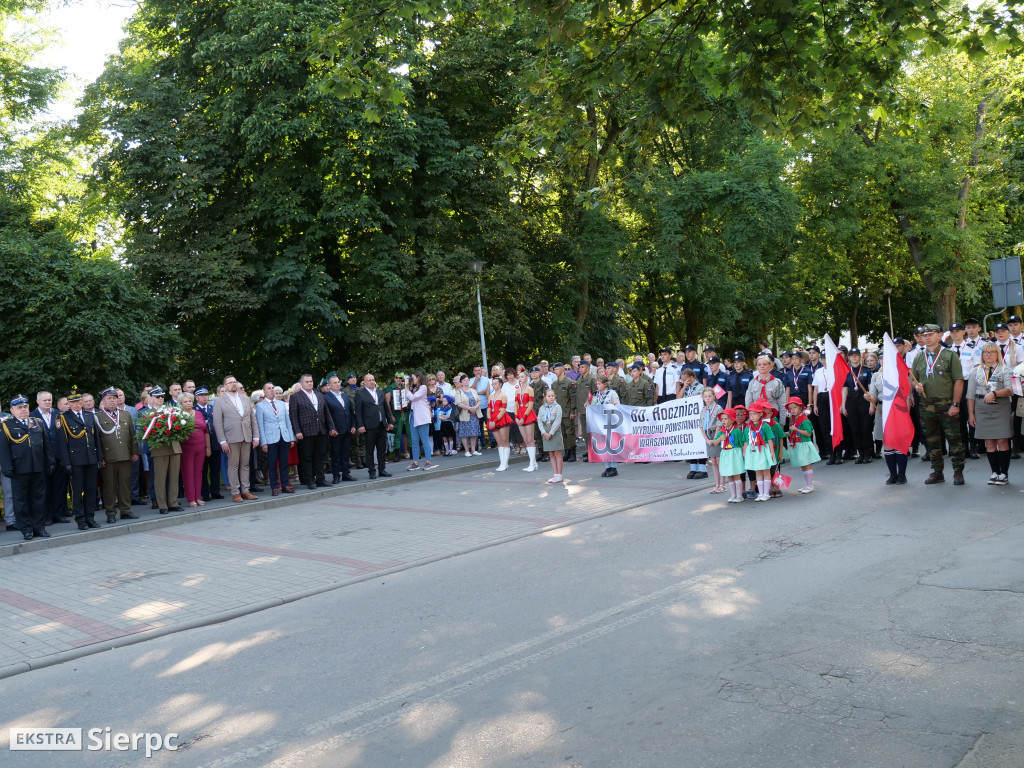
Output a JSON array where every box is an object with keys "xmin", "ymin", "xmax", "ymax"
[{"xmin": 591, "ymin": 407, "xmax": 626, "ymax": 455}]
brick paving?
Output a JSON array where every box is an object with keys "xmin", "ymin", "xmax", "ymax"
[{"xmin": 0, "ymin": 452, "xmax": 706, "ymax": 677}]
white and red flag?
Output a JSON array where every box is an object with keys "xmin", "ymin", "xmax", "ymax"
[
  {"xmin": 881, "ymin": 333, "xmax": 914, "ymax": 454},
  {"xmin": 824, "ymin": 335, "xmax": 851, "ymax": 450}
]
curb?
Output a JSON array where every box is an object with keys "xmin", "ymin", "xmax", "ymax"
[
  {"xmin": 0, "ymin": 453, "xmax": 528, "ymax": 559},
  {"xmin": 0, "ymin": 476, "xmax": 712, "ymax": 680}
]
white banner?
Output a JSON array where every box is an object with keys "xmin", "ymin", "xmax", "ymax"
[{"xmin": 584, "ymin": 396, "xmax": 709, "ymax": 462}]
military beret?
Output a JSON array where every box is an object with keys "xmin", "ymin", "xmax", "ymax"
[
  {"xmin": 347, "ymin": 372, "xmax": 359, "ymax": 380},
  {"xmin": 552, "ymin": 362, "xmax": 565, "ymax": 369},
  {"xmin": 579, "ymin": 360, "xmax": 591, "ymax": 367},
  {"xmin": 629, "ymin": 362, "xmax": 644, "ymax": 371},
  {"xmin": 531, "ymin": 366, "xmax": 542, "ymax": 372},
  {"xmin": 149, "ymin": 387, "xmax": 165, "ymax": 397},
  {"xmin": 605, "ymin": 360, "xmax": 618, "ymax": 369},
  {"xmin": 9, "ymin": 394, "xmax": 28, "ymax": 407}
]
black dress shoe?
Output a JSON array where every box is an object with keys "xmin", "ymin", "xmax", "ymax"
[
  {"xmin": 32, "ymin": 529, "xmax": 51, "ymax": 538},
  {"xmin": 897, "ymin": 473, "xmax": 907, "ymax": 484},
  {"xmin": 131, "ymin": 498, "xmax": 145, "ymax": 506},
  {"xmin": 77, "ymin": 523, "xmax": 90, "ymax": 531},
  {"xmin": 367, "ymin": 472, "xmax": 377, "ymax": 480},
  {"xmin": 854, "ymin": 457, "xmax": 864, "ymax": 464},
  {"xmin": 50, "ymin": 516, "xmax": 71, "ymax": 524},
  {"xmin": 168, "ymin": 506, "xmax": 183, "ymax": 512},
  {"xmin": 862, "ymin": 457, "xmax": 872, "ymax": 464},
  {"xmin": 86, "ymin": 520, "xmax": 101, "ymax": 529},
  {"xmin": 107, "ymin": 515, "xmax": 116, "ymax": 524},
  {"xmin": 968, "ymin": 451, "xmax": 980, "ymax": 460},
  {"xmin": 159, "ymin": 509, "xmax": 169, "ymax": 514},
  {"xmin": 250, "ymin": 486, "xmax": 265, "ymax": 493},
  {"xmin": 342, "ymin": 475, "xmax": 357, "ymax": 482},
  {"xmin": 686, "ymin": 471, "xmax": 696, "ymax": 479},
  {"xmin": 307, "ymin": 483, "xmax": 317, "ymax": 490},
  {"xmin": 211, "ymin": 493, "xmax": 225, "ymax": 500},
  {"xmin": 332, "ymin": 475, "xmax": 341, "ymax": 484},
  {"xmin": 6, "ymin": 524, "xmax": 18, "ymax": 532},
  {"xmin": 826, "ymin": 457, "xmax": 837, "ymax": 465},
  {"xmin": 603, "ymin": 467, "xmax": 618, "ymax": 477},
  {"xmin": 316, "ymin": 481, "xmax": 330, "ymax": 488},
  {"xmin": 834, "ymin": 458, "xmax": 844, "ymax": 465},
  {"xmin": 885, "ymin": 474, "xmax": 897, "ymax": 485},
  {"xmin": 378, "ymin": 471, "xmax": 393, "ymax": 477},
  {"xmin": 696, "ymin": 471, "xmax": 708, "ymax": 479},
  {"xmin": 22, "ymin": 531, "xmax": 33, "ymax": 541},
  {"xmin": 122, "ymin": 512, "xmax": 140, "ymax": 520}
]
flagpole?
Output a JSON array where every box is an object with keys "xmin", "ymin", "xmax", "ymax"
[{"xmin": 885, "ymin": 288, "xmax": 894, "ymax": 337}]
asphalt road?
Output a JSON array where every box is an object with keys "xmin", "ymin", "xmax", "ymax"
[{"xmin": 2, "ymin": 460, "xmax": 1022, "ymax": 767}]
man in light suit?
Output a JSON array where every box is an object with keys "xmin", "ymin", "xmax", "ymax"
[
  {"xmin": 288, "ymin": 373, "xmax": 335, "ymax": 490},
  {"xmin": 213, "ymin": 374, "xmax": 260, "ymax": 502},
  {"xmin": 353, "ymin": 373, "xmax": 395, "ymax": 480},
  {"xmin": 255, "ymin": 382, "xmax": 296, "ymax": 495},
  {"xmin": 324, "ymin": 374, "xmax": 357, "ymax": 483}
]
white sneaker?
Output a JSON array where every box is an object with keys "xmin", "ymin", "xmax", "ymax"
[
  {"xmin": 465, "ymin": 452, "xmax": 472, "ymax": 458},
  {"xmin": 996, "ymin": 474, "xmax": 1009, "ymax": 485},
  {"xmin": 472, "ymin": 451, "xmax": 482, "ymax": 456},
  {"xmin": 755, "ymin": 495, "xmax": 769, "ymax": 502},
  {"xmin": 988, "ymin": 472, "xmax": 999, "ymax": 485},
  {"xmin": 727, "ymin": 497, "xmax": 741, "ymax": 503}
]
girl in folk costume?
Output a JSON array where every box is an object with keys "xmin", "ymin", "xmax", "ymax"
[
  {"xmin": 515, "ymin": 370, "xmax": 539, "ymax": 472},
  {"xmin": 754, "ymin": 399, "xmax": 787, "ymax": 497},
  {"xmin": 743, "ymin": 403, "xmax": 776, "ymax": 502},
  {"xmin": 733, "ymin": 404, "xmax": 757, "ymax": 499},
  {"xmin": 785, "ymin": 397, "xmax": 821, "ymax": 493},
  {"xmin": 713, "ymin": 408, "xmax": 747, "ymax": 503},
  {"xmin": 700, "ymin": 388, "xmax": 725, "ymax": 493}
]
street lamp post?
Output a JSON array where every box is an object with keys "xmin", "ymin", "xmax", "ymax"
[{"xmin": 469, "ymin": 260, "xmax": 488, "ymax": 373}]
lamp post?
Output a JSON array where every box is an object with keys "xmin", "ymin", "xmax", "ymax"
[{"xmin": 469, "ymin": 260, "xmax": 488, "ymax": 373}]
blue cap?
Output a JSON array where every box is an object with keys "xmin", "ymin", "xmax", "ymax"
[
  {"xmin": 149, "ymin": 387, "xmax": 165, "ymax": 398},
  {"xmin": 10, "ymin": 394, "xmax": 28, "ymax": 407}
]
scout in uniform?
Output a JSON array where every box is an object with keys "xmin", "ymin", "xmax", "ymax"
[
  {"xmin": 346, "ymin": 372, "xmax": 366, "ymax": 469},
  {"xmin": 0, "ymin": 395, "xmax": 54, "ymax": 540},
  {"xmin": 605, "ymin": 361, "xmax": 627, "ymax": 399},
  {"xmin": 621, "ymin": 362, "xmax": 656, "ymax": 406},
  {"xmin": 57, "ymin": 388, "xmax": 104, "ymax": 529},
  {"xmin": 549, "ymin": 363, "xmax": 577, "ymax": 461},
  {"xmin": 528, "ymin": 367, "xmax": 549, "ymax": 461},
  {"xmin": 95, "ymin": 386, "xmax": 139, "ymax": 523},
  {"xmin": 911, "ymin": 323, "xmax": 965, "ymax": 485},
  {"xmin": 573, "ymin": 360, "xmax": 597, "ymax": 461}
]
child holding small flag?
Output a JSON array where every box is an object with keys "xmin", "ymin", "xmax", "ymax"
[
  {"xmin": 786, "ymin": 397, "xmax": 820, "ymax": 493},
  {"xmin": 743, "ymin": 404, "xmax": 776, "ymax": 502},
  {"xmin": 713, "ymin": 408, "xmax": 747, "ymax": 502}
]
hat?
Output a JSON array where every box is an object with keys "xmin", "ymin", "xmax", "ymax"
[
  {"xmin": 99, "ymin": 387, "xmax": 118, "ymax": 398},
  {"xmin": 733, "ymin": 351, "xmax": 745, "ymax": 361},
  {"xmin": 809, "ymin": 345, "xmax": 821, "ymax": 353},
  {"xmin": 996, "ymin": 322, "xmax": 1010, "ymax": 331},
  {"xmin": 579, "ymin": 360, "xmax": 591, "ymax": 367},
  {"xmin": 1009, "ymin": 315, "xmax": 1022, "ymax": 324},
  {"xmin": 704, "ymin": 344, "xmax": 716, "ymax": 351},
  {"xmin": 746, "ymin": 403, "xmax": 764, "ymax": 413},
  {"xmin": 921, "ymin": 323, "xmax": 941, "ymax": 332},
  {"xmin": 318, "ymin": 377, "xmax": 330, "ymax": 388},
  {"xmin": 734, "ymin": 403, "xmax": 747, "ymax": 411},
  {"xmin": 684, "ymin": 344, "xmax": 697, "ymax": 352},
  {"xmin": 785, "ymin": 396, "xmax": 805, "ymax": 408},
  {"xmin": 849, "ymin": 347, "xmax": 861, "ymax": 355},
  {"xmin": 893, "ymin": 337, "xmax": 906, "ymax": 346},
  {"xmin": 629, "ymin": 362, "xmax": 645, "ymax": 371},
  {"xmin": 719, "ymin": 408, "xmax": 737, "ymax": 422},
  {"xmin": 605, "ymin": 360, "xmax": 619, "ymax": 369},
  {"xmin": 195, "ymin": 386, "xmax": 210, "ymax": 396},
  {"xmin": 530, "ymin": 366, "xmax": 542, "ymax": 372},
  {"xmin": 552, "ymin": 362, "xmax": 565, "ymax": 369},
  {"xmin": 660, "ymin": 347, "xmax": 672, "ymax": 354},
  {"xmin": 838, "ymin": 345, "xmax": 849, "ymax": 352},
  {"xmin": 965, "ymin": 317, "xmax": 981, "ymax": 325},
  {"xmin": 949, "ymin": 322, "xmax": 966, "ymax": 331},
  {"xmin": 914, "ymin": 326, "xmax": 926, "ymax": 334},
  {"xmin": 9, "ymin": 394, "xmax": 28, "ymax": 407},
  {"xmin": 347, "ymin": 372, "xmax": 358, "ymax": 380},
  {"xmin": 707, "ymin": 355, "xmax": 721, "ymax": 364},
  {"xmin": 149, "ymin": 387, "xmax": 165, "ymax": 398},
  {"xmin": 65, "ymin": 388, "xmax": 83, "ymax": 402},
  {"xmin": 781, "ymin": 350, "xmax": 793, "ymax": 357},
  {"xmin": 443, "ymin": 395, "xmax": 455, "ymax": 405}
]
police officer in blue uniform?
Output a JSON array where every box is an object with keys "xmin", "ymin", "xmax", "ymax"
[
  {"xmin": 194, "ymin": 387, "xmax": 224, "ymax": 501},
  {"xmin": 57, "ymin": 388, "xmax": 104, "ymax": 530},
  {"xmin": 705, "ymin": 356, "xmax": 733, "ymax": 408},
  {"xmin": 785, "ymin": 351, "xmax": 815, "ymax": 406},
  {"xmin": 0, "ymin": 395, "xmax": 55, "ymax": 540},
  {"xmin": 730, "ymin": 352, "xmax": 755, "ymax": 408}
]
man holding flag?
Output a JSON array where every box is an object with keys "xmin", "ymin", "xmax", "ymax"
[
  {"xmin": 823, "ymin": 336, "xmax": 851, "ymax": 461},
  {"xmin": 880, "ymin": 334, "xmax": 915, "ymax": 484},
  {"xmin": 911, "ymin": 324, "xmax": 966, "ymax": 485}
]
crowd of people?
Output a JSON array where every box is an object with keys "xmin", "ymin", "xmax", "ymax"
[{"xmin": 1, "ymin": 314, "xmax": 1018, "ymax": 541}]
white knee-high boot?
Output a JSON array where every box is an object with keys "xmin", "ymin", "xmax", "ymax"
[
  {"xmin": 497, "ymin": 446, "xmax": 510, "ymax": 471},
  {"xmin": 523, "ymin": 446, "xmax": 537, "ymax": 472}
]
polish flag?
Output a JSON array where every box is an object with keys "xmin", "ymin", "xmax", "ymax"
[
  {"xmin": 882, "ymin": 333, "xmax": 914, "ymax": 454},
  {"xmin": 824, "ymin": 335, "xmax": 851, "ymax": 450}
]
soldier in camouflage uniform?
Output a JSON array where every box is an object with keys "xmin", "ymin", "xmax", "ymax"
[
  {"xmin": 621, "ymin": 362, "xmax": 656, "ymax": 407},
  {"xmin": 574, "ymin": 360, "xmax": 597, "ymax": 461},
  {"xmin": 549, "ymin": 362, "xmax": 577, "ymax": 462},
  {"xmin": 344, "ymin": 372, "xmax": 365, "ymax": 470},
  {"xmin": 605, "ymin": 361, "xmax": 627, "ymax": 400},
  {"xmin": 911, "ymin": 324, "xmax": 965, "ymax": 485}
]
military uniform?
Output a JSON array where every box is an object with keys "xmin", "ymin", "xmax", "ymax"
[
  {"xmin": 95, "ymin": 399, "xmax": 138, "ymax": 521},
  {"xmin": 0, "ymin": 405, "xmax": 54, "ymax": 539},
  {"xmin": 912, "ymin": 335, "xmax": 965, "ymax": 481},
  {"xmin": 606, "ymin": 372, "xmax": 627, "ymax": 399},
  {"xmin": 574, "ymin": 371, "xmax": 597, "ymax": 461},
  {"xmin": 620, "ymin": 374, "xmax": 656, "ymax": 407},
  {"xmin": 385, "ymin": 379, "xmax": 411, "ymax": 460},
  {"xmin": 57, "ymin": 403, "xmax": 104, "ymax": 527},
  {"xmin": 549, "ymin": 373, "xmax": 576, "ymax": 461},
  {"xmin": 346, "ymin": 381, "xmax": 365, "ymax": 468}
]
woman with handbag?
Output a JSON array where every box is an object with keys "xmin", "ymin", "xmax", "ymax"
[{"xmin": 454, "ymin": 374, "xmax": 482, "ymax": 456}]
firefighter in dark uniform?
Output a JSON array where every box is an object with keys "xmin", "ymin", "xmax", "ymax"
[
  {"xmin": 56, "ymin": 388, "xmax": 104, "ymax": 530},
  {"xmin": 840, "ymin": 348, "xmax": 876, "ymax": 463},
  {"xmin": 574, "ymin": 360, "xmax": 597, "ymax": 461},
  {"xmin": 0, "ymin": 395, "xmax": 54, "ymax": 540},
  {"xmin": 621, "ymin": 363, "xmax": 656, "ymax": 406},
  {"xmin": 704, "ymin": 356, "xmax": 733, "ymax": 408},
  {"xmin": 549, "ymin": 363, "xmax": 577, "ymax": 461}
]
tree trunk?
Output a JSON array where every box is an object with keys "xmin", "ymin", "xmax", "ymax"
[{"xmin": 934, "ymin": 285, "xmax": 957, "ymax": 329}]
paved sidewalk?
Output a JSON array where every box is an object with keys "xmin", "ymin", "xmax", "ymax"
[{"xmin": 0, "ymin": 454, "xmax": 709, "ymax": 678}]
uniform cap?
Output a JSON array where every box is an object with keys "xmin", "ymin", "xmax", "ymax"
[
  {"xmin": 530, "ymin": 366, "xmax": 542, "ymax": 372},
  {"xmin": 921, "ymin": 323, "xmax": 941, "ymax": 332},
  {"xmin": 893, "ymin": 337, "xmax": 906, "ymax": 346},
  {"xmin": 629, "ymin": 362, "xmax": 645, "ymax": 371},
  {"xmin": 707, "ymin": 356, "xmax": 721, "ymax": 364},
  {"xmin": 99, "ymin": 387, "xmax": 118, "ymax": 398},
  {"xmin": 9, "ymin": 394, "xmax": 28, "ymax": 407},
  {"xmin": 809, "ymin": 345, "xmax": 821, "ymax": 353},
  {"xmin": 849, "ymin": 348, "xmax": 861, "ymax": 355},
  {"xmin": 965, "ymin": 318, "xmax": 980, "ymax": 325},
  {"xmin": 704, "ymin": 345, "xmax": 716, "ymax": 351},
  {"xmin": 659, "ymin": 347, "xmax": 673, "ymax": 354},
  {"xmin": 733, "ymin": 351, "xmax": 745, "ymax": 361},
  {"xmin": 996, "ymin": 322, "xmax": 1010, "ymax": 331},
  {"xmin": 914, "ymin": 326, "xmax": 926, "ymax": 334},
  {"xmin": 65, "ymin": 388, "xmax": 83, "ymax": 402},
  {"xmin": 949, "ymin": 322, "xmax": 966, "ymax": 331},
  {"xmin": 1009, "ymin": 315, "xmax": 1023, "ymax": 324},
  {"xmin": 149, "ymin": 387, "xmax": 165, "ymax": 398},
  {"xmin": 195, "ymin": 387, "xmax": 210, "ymax": 396},
  {"xmin": 684, "ymin": 344, "xmax": 697, "ymax": 351}
]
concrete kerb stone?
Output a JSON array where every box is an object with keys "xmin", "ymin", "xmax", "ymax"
[
  {"xmin": 0, "ymin": 478, "xmax": 712, "ymax": 680},
  {"xmin": 0, "ymin": 453, "xmax": 525, "ymax": 559}
]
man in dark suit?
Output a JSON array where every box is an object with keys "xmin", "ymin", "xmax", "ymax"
[
  {"xmin": 195, "ymin": 387, "xmax": 223, "ymax": 500},
  {"xmin": 353, "ymin": 373, "xmax": 394, "ymax": 479},
  {"xmin": 288, "ymin": 373, "xmax": 335, "ymax": 490},
  {"xmin": 324, "ymin": 374, "xmax": 357, "ymax": 483},
  {"xmin": 56, "ymin": 388, "xmax": 103, "ymax": 530},
  {"xmin": 0, "ymin": 395, "xmax": 55, "ymax": 540},
  {"xmin": 31, "ymin": 390, "xmax": 70, "ymax": 524}
]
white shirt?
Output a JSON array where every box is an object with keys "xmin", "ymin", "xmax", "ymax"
[
  {"xmin": 541, "ymin": 372, "xmax": 557, "ymax": 386},
  {"xmin": 439, "ymin": 382, "xmax": 455, "ymax": 398},
  {"xmin": 501, "ymin": 382, "xmax": 517, "ymax": 403},
  {"xmin": 304, "ymin": 388, "xmax": 317, "ymax": 407},
  {"xmin": 905, "ymin": 345, "xmax": 924, "ymax": 368},
  {"xmin": 949, "ymin": 337, "xmax": 978, "ymax": 378},
  {"xmin": 811, "ymin": 366, "xmax": 831, "ymax": 394},
  {"xmin": 656, "ymin": 362, "xmax": 681, "ymax": 398}
]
